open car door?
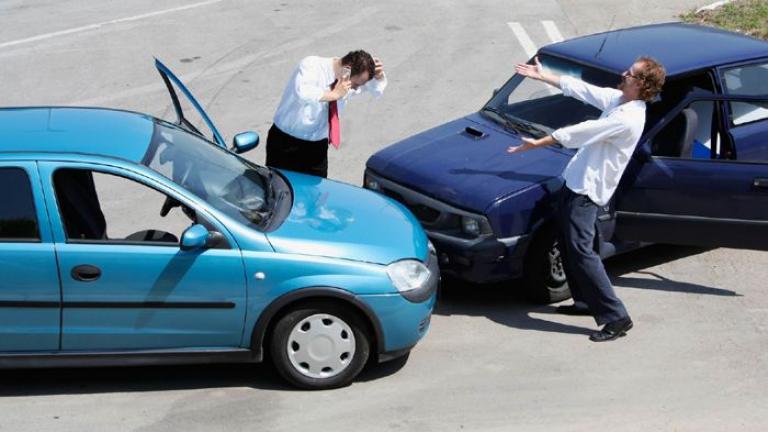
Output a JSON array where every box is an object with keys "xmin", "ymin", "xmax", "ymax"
[
  {"xmin": 615, "ymin": 91, "xmax": 768, "ymax": 251},
  {"xmin": 155, "ymin": 58, "xmax": 226, "ymax": 148}
]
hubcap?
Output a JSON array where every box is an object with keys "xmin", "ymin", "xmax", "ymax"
[
  {"xmin": 548, "ymin": 242, "xmax": 567, "ymax": 284},
  {"xmin": 287, "ymin": 313, "xmax": 356, "ymax": 379}
]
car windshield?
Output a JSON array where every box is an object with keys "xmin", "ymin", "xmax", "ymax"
[
  {"xmin": 142, "ymin": 122, "xmax": 274, "ymax": 229},
  {"xmin": 482, "ymin": 54, "xmax": 620, "ymax": 137}
]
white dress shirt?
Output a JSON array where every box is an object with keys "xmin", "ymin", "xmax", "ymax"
[
  {"xmin": 273, "ymin": 56, "xmax": 387, "ymax": 142},
  {"xmin": 551, "ymin": 75, "xmax": 646, "ymax": 206}
]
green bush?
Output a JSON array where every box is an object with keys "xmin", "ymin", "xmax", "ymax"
[{"xmin": 681, "ymin": 0, "xmax": 768, "ymax": 40}]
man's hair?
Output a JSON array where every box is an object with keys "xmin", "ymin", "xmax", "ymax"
[
  {"xmin": 635, "ymin": 56, "xmax": 666, "ymax": 102},
  {"xmin": 341, "ymin": 50, "xmax": 376, "ymax": 79}
]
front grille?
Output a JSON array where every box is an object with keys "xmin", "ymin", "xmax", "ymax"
[{"xmin": 382, "ymin": 189, "xmax": 441, "ymax": 225}]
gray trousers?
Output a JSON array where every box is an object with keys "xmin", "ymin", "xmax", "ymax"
[{"xmin": 557, "ymin": 187, "xmax": 629, "ymax": 325}]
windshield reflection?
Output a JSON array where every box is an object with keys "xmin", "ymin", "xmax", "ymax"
[{"xmin": 142, "ymin": 122, "xmax": 273, "ymax": 229}]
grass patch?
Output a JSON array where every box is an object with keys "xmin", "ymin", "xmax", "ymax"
[{"xmin": 681, "ymin": 0, "xmax": 768, "ymax": 40}]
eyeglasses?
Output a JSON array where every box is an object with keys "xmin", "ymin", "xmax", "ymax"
[{"xmin": 623, "ymin": 70, "xmax": 643, "ymax": 81}]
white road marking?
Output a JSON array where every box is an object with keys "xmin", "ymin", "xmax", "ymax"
[
  {"xmin": 507, "ymin": 22, "xmax": 538, "ymax": 59},
  {"xmin": 542, "ymin": 20, "xmax": 564, "ymax": 43},
  {"xmin": 0, "ymin": 0, "xmax": 224, "ymax": 50},
  {"xmin": 697, "ymin": 0, "xmax": 733, "ymax": 13}
]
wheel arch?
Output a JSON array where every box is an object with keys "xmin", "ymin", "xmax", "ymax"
[{"xmin": 249, "ymin": 287, "xmax": 385, "ymax": 362}]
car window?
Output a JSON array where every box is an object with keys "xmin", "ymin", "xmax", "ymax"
[
  {"xmin": 651, "ymin": 100, "xmax": 723, "ymax": 160},
  {"xmin": 722, "ymin": 62, "xmax": 768, "ymax": 126},
  {"xmin": 53, "ymin": 168, "xmax": 205, "ymax": 245},
  {"xmin": 0, "ymin": 167, "xmax": 39, "ymax": 241}
]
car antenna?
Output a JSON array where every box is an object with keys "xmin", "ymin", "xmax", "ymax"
[{"xmin": 595, "ymin": 14, "xmax": 616, "ymax": 59}]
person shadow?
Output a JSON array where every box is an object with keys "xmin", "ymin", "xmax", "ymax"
[{"xmin": 434, "ymin": 244, "xmax": 738, "ymax": 335}]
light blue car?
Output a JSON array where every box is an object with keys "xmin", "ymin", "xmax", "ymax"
[{"xmin": 0, "ymin": 60, "xmax": 437, "ymax": 390}]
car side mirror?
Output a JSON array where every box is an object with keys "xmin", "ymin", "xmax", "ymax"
[
  {"xmin": 232, "ymin": 131, "xmax": 260, "ymax": 154},
  {"xmin": 180, "ymin": 224, "xmax": 210, "ymax": 251},
  {"xmin": 492, "ymin": 88, "xmax": 500, "ymax": 97}
]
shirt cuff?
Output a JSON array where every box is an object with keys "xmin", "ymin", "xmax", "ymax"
[
  {"xmin": 559, "ymin": 75, "xmax": 576, "ymax": 98},
  {"xmin": 552, "ymin": 128, "xmax": 573, "ymax": 148},
  {"xmin": 367, "ymin": 72, "xmax": 387, "ymax": 96}
]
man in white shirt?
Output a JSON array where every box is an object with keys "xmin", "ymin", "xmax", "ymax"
[
  {"xmin": 266, "ymin": 50, "xmax": 387, "ymax": 178},
  {"xmin": 508, "ymin": 56, "xmax": 666, "ymax": 342}
]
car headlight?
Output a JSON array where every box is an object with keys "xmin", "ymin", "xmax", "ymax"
[
  {"xmin": 461, "ymin": 216, "xmax": 481, "ymax": 236},
  {"xmin": 364, "ymin": 173, "xmax": 381, "ymax": 191},
  {"xmin": 386, "ymin": 259, "xmax": 431, "ymax": 293}
]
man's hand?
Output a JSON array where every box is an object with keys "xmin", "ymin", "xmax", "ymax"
[
  {"xmin": 373, "ymin": 57, "xmax": 385, "ymax": 80},
  {"xmin": 331, "ymin": 77, "xmax": 352, "ymax": 100},
  {"xmin": 507, "ymin": 137, "xmax": 538, "ymax": 154},
  {"xmin": 515, "ymin": 56, "xmax": 544, "ymax": 81}
]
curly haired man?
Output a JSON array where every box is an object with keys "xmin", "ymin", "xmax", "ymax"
[{"xmin": 508, "ymin": 56, "xmax": 666, "ymax": 342}]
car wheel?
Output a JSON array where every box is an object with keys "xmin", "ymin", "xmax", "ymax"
[
  {"xmin": 270, "ymin": 302, "xmax": 370, "ymax": 390},
  {"xmin": 522, "ymin": 226, "xmax": 571, "ymax": 304}
]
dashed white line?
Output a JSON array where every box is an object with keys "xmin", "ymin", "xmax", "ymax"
[
  {"xmin": 507, "ymin": 22, "xmax": 538, "ymax": 59},
  {"xmin": 542, "ymin": 20, "xmax": 564, "ymax": 43},
  {"xmin": 0, "ymin": 0, "xmax": 224, "ymax": 50}
]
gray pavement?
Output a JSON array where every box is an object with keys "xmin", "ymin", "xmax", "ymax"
[{"xmin": 2, "ymin": 0, "xmax": 768, "ymax": 431}]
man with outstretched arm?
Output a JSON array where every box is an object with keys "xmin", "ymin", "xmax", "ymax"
[{"xmin": 508, "ymin": 56, "xmax": 665, "ymax": 342}]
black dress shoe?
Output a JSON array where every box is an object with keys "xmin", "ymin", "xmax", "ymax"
[
  {"xmin": 555, "ymin": 304, "xmax": 592, "ymax": 316},
  {"xmin": 589, "ymin": 318, "xmax": 633, "ymax": 342}
]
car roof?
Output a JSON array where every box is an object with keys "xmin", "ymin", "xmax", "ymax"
[
  {"xmin": 0, "ymin": 107, "xmax": 155, "ymax": 163},
  {"xmin": 539, "ymin": 23, "xmax": 768, "ymax": 77}
]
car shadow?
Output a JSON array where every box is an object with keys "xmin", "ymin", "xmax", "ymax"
[
  {"xmin": 0, "ymin": 353, "xmax": 409, "ymax": 397},
  {"xmin": 434, "ymin": 244, "xmax": 739, "ymax": 334},
  {"xmin": 0, "ymin": 363, "xmax": 292, "ymax": 397}
]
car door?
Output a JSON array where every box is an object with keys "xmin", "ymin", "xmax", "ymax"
[
  {"xmin": 0, "ymin": 162, "xmax": 61, "ymax": 351},
  {"xmin": 614, "ymin": 78, "xmax": 768, "ymax": 250},
  {"xmin": 38, "ymin": 161, "xmax": 247, "ymax": 351}
]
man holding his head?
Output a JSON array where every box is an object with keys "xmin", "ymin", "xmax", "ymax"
[
  {"xmin": 508, "ymin": 56, "xmax": 666, "ymax": 342},
  {"xmin": 267, "ymin": 50, "xmax": 386, "ymax": 178}
]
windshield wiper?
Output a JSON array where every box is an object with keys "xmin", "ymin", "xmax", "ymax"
[
  {"xmin": 480, "ymin": 106, "xmax": 519, "ymax": 134},
  {"xmin": 481, "ymin": 106, "xmax": 552, "ymax": 138}
]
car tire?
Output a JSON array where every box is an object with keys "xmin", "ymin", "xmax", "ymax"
[
  {"xmin": 522, "ymin": 226, "xmax": 571, "ymax": 304},
  {"xmin": 269, "ymin": 302, "xmax": 370, "ymax": 390}
]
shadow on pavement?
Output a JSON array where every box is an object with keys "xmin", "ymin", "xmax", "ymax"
[
  {"xmin": 434, "ymin": 244, "xmax": 739, "ymax": 334},
  {"xmin": 604, "ymin": 244, "xmax": 740, "ymax": 297},
  {"xmin": 0, "ymin": 354, "xmax": 409, "ymax": 397},
  {"xmin": 435, "ymin": 278, "xmax": 594, "ymax": 336}
]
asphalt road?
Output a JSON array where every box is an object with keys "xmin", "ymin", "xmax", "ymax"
[{"xmin": 1, "ymin": 1, "xmax": 767, "ymax": 431}]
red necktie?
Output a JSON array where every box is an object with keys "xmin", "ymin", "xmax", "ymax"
[{"xmin": 328, "ymin": 99, "xmax": 340, "ymax": 149}]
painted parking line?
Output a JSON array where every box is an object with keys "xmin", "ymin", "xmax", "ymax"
[
  {"xmin": 508, "ymin": 21, "xmax": 566, "ymax": 94},
  {"xmin": 0, "ymin": 0, "xmax": 224, "ymax": 50},
  {"xmin": 507, "ymin": 22, "xmax": 538, "ymax": 59},
  {"xmin": 542, "ymin": 20, "xmax": 564, "ymax": 43}
]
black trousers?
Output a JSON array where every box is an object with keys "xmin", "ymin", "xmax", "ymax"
[
  {"xmin": 556, "ymin": 187, "xmax": 629, "ymax": 325},
  {"xmin": 266, "ymin": 124, "xmax": 329, "ymax": 178}
]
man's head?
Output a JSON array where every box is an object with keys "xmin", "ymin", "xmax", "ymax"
[
  {"xmin": 341, "ymin": 50, "xmax": 376, "ymax": 89},
  {"xmin": 619, "ymin": 56, "xmax": 666, "ymax": 102}
]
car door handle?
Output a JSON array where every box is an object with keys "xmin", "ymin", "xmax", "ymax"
[
  {"xmin": 754, "ymin": 178, "xmax": 768, "ymax": 188},
  {"xmin": 71, "ymin": 265, "xmax": 102, "ymax": 282}
]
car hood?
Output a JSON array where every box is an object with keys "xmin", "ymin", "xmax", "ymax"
[
  {"xmin": 366, "ymin": 113, "xmax": 573, "ymax": 213},
  {"xmin": 266, "ymin": 171, "xmax": 429, "ymax": 265}
]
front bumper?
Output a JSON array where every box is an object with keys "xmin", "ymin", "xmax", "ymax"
[
  {"xmin": 427, "ymin": 230, "xmax": 530, "ymax": 284},
  {"xmin": 364, "ymin": 169, "xmax": 530, "ymax": 284},
  {"xmin": 361, "ymin": 252, "xmax": 439, "ymax": 360}
]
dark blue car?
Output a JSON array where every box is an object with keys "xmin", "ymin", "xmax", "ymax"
[{"xmin": 365, "ymin": 23, "xmax": 768, "ymax": 302}]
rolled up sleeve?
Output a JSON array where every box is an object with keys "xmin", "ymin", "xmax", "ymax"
[
  {"xmin": 552, "ymin": 116, "xmax": 629, "ymax": 149},
  {"xmin": 364, "ymin": 72, "xmax": 387, "ymax": 97},
  {"xmin": 560, "ymin": 75, "xmax": 621, "ymax": 111},
  {"xmin": 294, "ymin": 58, "xmax": 325, "ymax": 103}
]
